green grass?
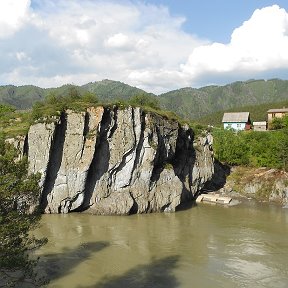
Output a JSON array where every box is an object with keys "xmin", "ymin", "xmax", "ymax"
[{"xmin": 0, "ymin": 105, "xmax": 32, "ymax": 138}]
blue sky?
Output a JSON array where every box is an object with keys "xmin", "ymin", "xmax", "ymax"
[
  {"xmin": 144, "ymin": 0, "xmax": 288, "ymax": 42},
  {"xmin": 1, "ymin": 0, "xmax": 288, "ymax": 94}
]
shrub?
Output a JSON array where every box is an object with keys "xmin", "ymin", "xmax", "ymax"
[
  {"xmin": 213, "ymin": 128, "xmax": 288, "ymax": 170},
  {"xmin": 0, "ymin": 138, "xmax": 47, "ymax": 283}
]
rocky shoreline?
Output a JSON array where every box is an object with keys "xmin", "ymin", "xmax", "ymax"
[{"xmin": 203, "ymin": 161, "xmax": 288, "ymax": 207}]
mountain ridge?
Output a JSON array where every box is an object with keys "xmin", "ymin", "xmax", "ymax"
[{"xmin": 1, "ymin": 78, "xmax": 288, "ymax": 120}]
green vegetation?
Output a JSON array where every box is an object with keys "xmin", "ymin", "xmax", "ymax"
[
  {"xmin": 32, "ymin": 89, "xmax": 185, "ymax": 125},
  {"xmin": 0, "ymin": 85, "xmax": 45, "ymax": 110},
  {"xmin": 159, "ymin": 79, "xmax": 288, "ymax": 120},
  {"xmin": 0, "ymin": 87, "xmax": 197, "ymax": 138},
  {"xmin": 164, "ymin": 162, "xmax": 174, "ymax": 170},
  {"xmin": 0, "ymin": 104, "xmax": 31, "ymax": 138},
  {"xmin": 0, "ymin": 87, "xmax": 100, "ymax": 138},
  {"xmin": 0, "ymin": 138, "xmax": 46, "ymax": 284},
  {"xmin": 213, "ymin": 128, "xmax": 288, "ymax": 170},
  {"xmin": 2, "ymin": 79, "xmax": 288, "ymax": 123},
  {"xmin": 31, "ymin": 87, "xmax": 99, "ymax": 121},
  {"xmin": 129, "ymin": 93, "xmax": 160, "ymax": 110},
  {"xmin": 256, "ymin": 182, "xmax": 275, "ymax": 201},
  {"xmin": 270, "ymin": 115, "xmax": 288, "ymax": 130},
  {"xmin": 0, "ymin": 80, "xmax": 152, "ymax": 110},
  {"xmin": 197, "ymin": 100, "xmax": 288, "ymax": 126},
  {"xmin": 82, "ymin": 79, "xmax": 152, "ymax": 102},
  {"xmin": 225, "ymin": 166, "xmax": 285, "ymax": 201}
]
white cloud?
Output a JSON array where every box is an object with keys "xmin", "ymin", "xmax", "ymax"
[
  {"xmin": 1, "ymin": 2, "xmax": 288, "ymax": 94},
  {"xmin": 0, "ymin": 0, "xmax": 205, "ymax": 93},
  {"xmin": 15, "ymin": 51, "xmax": 31, "ymax": 62},
  {"xmin": 0, "ymin": 0, "xmax": 31, "ymax": 38},
  {"xmin": 4, "ymin": 69, "xmax": 101, "ymax": 88},
  {"xmin": 105, "ymin": 33, "xmax": 131, "ymax": 49},
  {"xmin": 182, "ymin": 5, "xmax": 288, "ymax": 82}
]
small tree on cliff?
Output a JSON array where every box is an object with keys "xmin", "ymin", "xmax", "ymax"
[
  {"xmin": 0, "ymin": 137, "xmax": 46, "ymax": 283},
  {"xmin": 129, "ymin": 93, "xmax": 160, "ymax": 110}
]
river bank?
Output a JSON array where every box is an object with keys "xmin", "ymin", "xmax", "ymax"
[{"xmin": 204, "ymin": 162, "xmax": 288, "ymax": 207}]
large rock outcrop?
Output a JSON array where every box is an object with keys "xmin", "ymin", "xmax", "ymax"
[
  {"xmin": 25, "ymin": 106, "xmax": 214, "ymax": 215},
  {"xmin": 217, "ymin": 166, "xmax": 288, "ymax": 205}
]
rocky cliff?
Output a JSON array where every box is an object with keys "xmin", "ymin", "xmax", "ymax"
[{"xmin": 24, "ymin": 106, "xmax": 214, "ymax": 215}]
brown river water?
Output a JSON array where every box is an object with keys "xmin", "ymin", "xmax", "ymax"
[{"xmin": 34, "ymin": 200, "xmax": 288, "ymax": 288}]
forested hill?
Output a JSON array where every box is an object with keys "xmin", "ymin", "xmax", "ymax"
[
  {"xmin": 197, "ymin": 99, "xmax": 288, "ymax": 126},
  {"xmin": 0, "ymin": 80, "xmax": 150, "ymax": 109},
  {"xmin": 1, "ymin": 78, "xmax": 288, "ymax": 120},
  {"xmin": 82, "ymin": 79, "xmax": 151, "ymax": 101},
  {"xmin": 158, "ymin": 79, "xmax": 288, "ymax": 120}
]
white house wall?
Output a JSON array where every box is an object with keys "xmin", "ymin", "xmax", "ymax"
[{"xmin": 223, "ymin": 122, "xmax": 246, "ymax": 131}]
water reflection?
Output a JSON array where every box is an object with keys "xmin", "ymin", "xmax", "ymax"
[
  {"xmin": 90, "ymin": 256, "xmax": 180, "ymax": 288},
  {"xmin": 37, "ymin": 242, "xmax": 109, "ymax": 284},
  {"xmin": 34, "ymin": 201, "xmax": 288, "ymax": 288}
]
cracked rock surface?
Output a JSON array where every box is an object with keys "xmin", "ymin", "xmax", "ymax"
[{"xmin": 25, "ymin": 106, "xmax": 214, "ymax": 215}]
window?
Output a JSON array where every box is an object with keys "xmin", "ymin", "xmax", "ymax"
[{"xmin": 237, "ymin": 123, "xmax": 241, "ymax": 128}]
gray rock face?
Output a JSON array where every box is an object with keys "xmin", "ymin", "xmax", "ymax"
[{"xmin": 25, "ymin": 106, "xmax": 214, "ymax": 215}]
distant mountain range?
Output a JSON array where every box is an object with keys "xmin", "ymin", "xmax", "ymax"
[
  {"xmin": 1, "ymin": 78, "xmax": 288, "ymax": 121},
  {"xmin": 0, "ymin": 79, "xmax": 148, "ymax": 110}
]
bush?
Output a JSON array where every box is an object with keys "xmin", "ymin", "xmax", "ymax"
[
  {"xmin": 129, "ymin": 93, "xmax": 160, "ymax": 110},
  {"xmin": 82, "ymin": 92, "xmax": 99, "ymax": 104},
  {"xmin": 271, "ymin": 117, "xmax": 285, "ymax": 130},
  {"xmin": 213, "ymin": 128, "xmax": 288, "ymax": 170},
  {"xmin": 0, "ymin": 138, "xmax": 47, "ymax": 282}
]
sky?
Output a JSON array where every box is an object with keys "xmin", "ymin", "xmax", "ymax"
[{"xmin": 1, "ymin": 0, "xmax": 288, "ymax": 94}]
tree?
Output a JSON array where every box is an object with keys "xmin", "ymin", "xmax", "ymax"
[
  {"xmin": 271, "ymin": 117, "xmax": 285, "ymax": 130},
  {"xmin": 129, "ymin": 94, "xmax": 160, "ymax": 110},
  {"xmin": 277, "ymin": 128, "xmax": 288, "ymax": 171},
  {"xmin": 213, "ymin": 129, "xmax": 250, "ymax": 166},
  {"xmin": 45, "ymin": 92, "xmax": 58, "ymax": 105},
  {"xmin": 68, "ymin": 86, "xmax": 81, "ymax": 101},
  {"xmin": 82, "ymin": 91, "xmax": 98, "ymax": 104},
  {"xmin": 0, "ymin": 138, "xmax": 46, "ymax": 285}
]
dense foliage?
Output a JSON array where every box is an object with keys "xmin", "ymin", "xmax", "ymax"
[
  {"xmin": 213, "ymin": 129, "xmax": 288, "ymax": 170},
  {"xmin": 31, "ymin": 89, "xmax": 173, "ymax": 123},
  {"xmin": 129, "ymin": 93, "xmax": 160, "ymax": 110},
  {"xmin": 31, "ymin": 87, "xmax": 99, "ymax": 120},
  {"xmin": 0, "ymin": 138, "xmax": 46, "ymax": 275},
  {"xmin": 270, "ymin": 115, "xmax": 288, "ymax": 130}
]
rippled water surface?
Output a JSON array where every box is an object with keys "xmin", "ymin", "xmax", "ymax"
[{"xmin": 35, "ymin": 201, "xmax": 288, "ymax": 288}]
